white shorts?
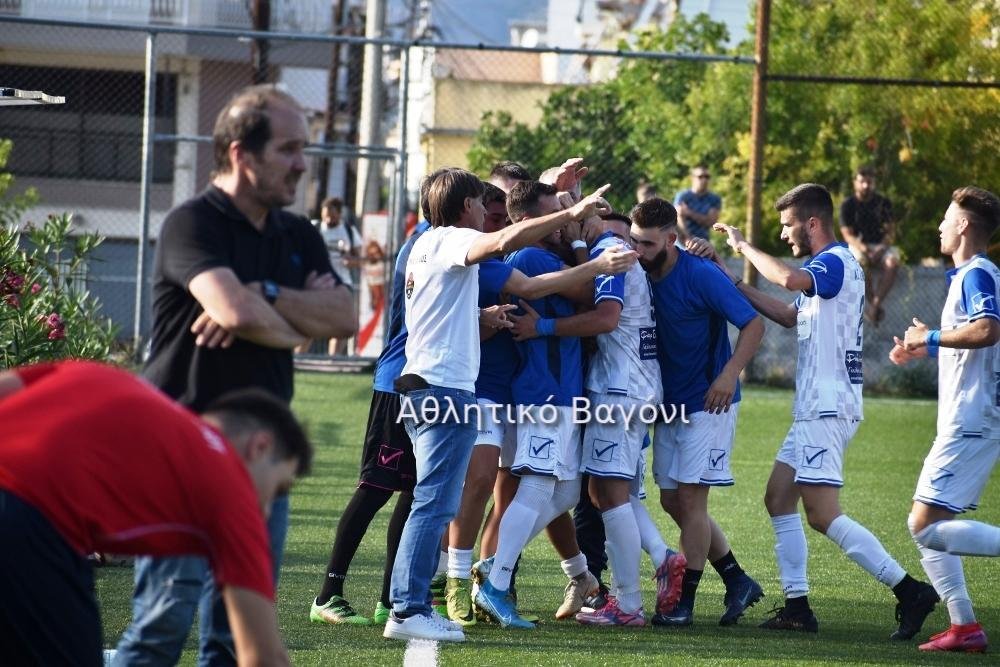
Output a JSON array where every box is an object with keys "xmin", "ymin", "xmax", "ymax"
[
  {"xmin": 512, "ymin": 405, "xmax": 581, "ymax": 481},
  {"xmin": 653, "ymin": 405, "xmax": 739, "ymax": 490},
  {"xmin": 913, "ymin": 435, "xmax": 1000, "ymax": 514},
  {"xmin": 582, "ymin": 393, "xmax": 648, "ymax": 480},
  {"xmin": 499, "ymin": 423, "xmax": 518, "ymax": 469},
  {"xmin": 775, "ymin": 417, "xmax": 860, "ymax": 487},
  {"xmin": 475, "ymin": 398, "xmax": 506, "ymax": 448},
  {"xmin": 631, "ymin": 448, "xmax": 648, "ymax": 500}
]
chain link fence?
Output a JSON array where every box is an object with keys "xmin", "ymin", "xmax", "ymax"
[{"xmin": 1, "ymin": 4, "xmax": 995, "ymax": 391}]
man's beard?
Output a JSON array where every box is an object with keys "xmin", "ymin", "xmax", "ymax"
[{"xmin": 638, "ymin": 247, "xmax": 668, "ymax": 272}]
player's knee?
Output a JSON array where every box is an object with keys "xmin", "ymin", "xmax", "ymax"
[
  {"xmin": 804, "ymin": 507, "xmax": 834, "ymax": 534},
  {"xmin": 659, "ymin": 490, "xmax": 680, "ymax": 519},
  {"xmin": 908, "ymin": 514, "xmax": 946, "ymax": 550}
]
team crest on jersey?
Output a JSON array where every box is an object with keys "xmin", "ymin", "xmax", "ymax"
[
  {"xmin": 970, "ymin": 291, "xmax": 995, "ymax": 315},
  {"xmin": 405, "ymin": 272, "xmax": 414, "ymax": 299}
]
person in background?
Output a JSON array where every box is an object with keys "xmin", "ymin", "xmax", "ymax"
[
  {"xmin": 318, "ymin": 196, "xmax": 363, "ymax": 355},
  {"xmin": 673, "ymin": 166, "xmax": 721, "ymax": 241}
]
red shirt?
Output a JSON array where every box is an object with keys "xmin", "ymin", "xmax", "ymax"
[{"xmin": 0, "ymin": 361, "xmax": 274, "ymax": 600}]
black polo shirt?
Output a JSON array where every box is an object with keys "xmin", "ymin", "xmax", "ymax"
[
  {"xmin": 839, "ymin": 193, "xmax": 893, "ymax": 245},
  {"xmin": 144, "ymin": 185, "xmax": 335, "ymax": 410}
]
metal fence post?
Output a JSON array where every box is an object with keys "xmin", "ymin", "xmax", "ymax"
[{"xmin": 133, "ymin": 30, "xmax": 157, "ymax": 355}]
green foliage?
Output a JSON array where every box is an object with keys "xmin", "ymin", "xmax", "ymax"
[
  {"xmin": 0, "ymin": 141, "xmax": 118, "ymax": 368},
  {"xmin": 468, "ymin": 2, "xmax": 1000, "ymax": 259}
]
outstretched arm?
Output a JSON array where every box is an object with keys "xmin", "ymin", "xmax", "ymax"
[
  {"xmin": 714, "ymin": 223, "xmax": 813, "ymax": 292},
  {"xmin": 502, "ymin": 247, "xmax": 637, "ymax": 301}
]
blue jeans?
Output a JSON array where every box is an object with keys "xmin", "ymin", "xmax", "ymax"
[
  {"xmin": 114, "ymin": 494, "xmax": 289, "ymax": 667},
  {"xmin": 391, "ymin": 386, "xmax": 477, "ymax": 616}
]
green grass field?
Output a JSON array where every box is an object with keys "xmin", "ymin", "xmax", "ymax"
[{"xmin": 96, "ymin": 372, "xmax": 998, "ymax": 665}]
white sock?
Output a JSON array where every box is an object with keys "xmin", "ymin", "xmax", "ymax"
[
  {"xmin": 917, "ymin": 544, "xmax": 976, "ymax": 625},
  {"xmin": 631, "ymin": 495, "xmax": 668, "ymax": 568},
  {"xmin": 447, "ymin": 547, "xmax": 473, "ymax": 580},
  {"xmin": 487, "ymin": 476, "xmax": 553, "ymax": 591},
  {"xmin": 527, "ymin": 478, "xmax": 582, "ymax": 539},
  {"xmin": 771, "ymin": 513, "xmax": 809, "ymax": 598},
  {"xmin": 560, "ymin": 552, "xmax": 588, "ymax": 579},
  {"xmin": 826, "ymin": 514, "xmax": 906, "ymax": 587},
  {"xmin": 602, "ymin": 503, "xmax": 642, "ymax": 612},
  {"xmin": 934, "ymin": 520, "xmax": 1000, "ymax": 557},
  {"xmin": 435, "ymin": 549, "xmax": 448, "ymax": 577}
]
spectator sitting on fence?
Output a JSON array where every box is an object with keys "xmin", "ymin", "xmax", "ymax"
[
  {"xmin": 839, "ymin": 165, "xmax": 900, "ymax": 324},
  {"xmin": 673, "ymin": 165, "xmax": 721, "ymax": 241},
  {"xmin": 316, "ymin": 196, "xmax": 362, "ymax": 355}
]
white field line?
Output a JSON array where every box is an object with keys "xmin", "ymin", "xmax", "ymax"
[{"xmin": 403, "ymin": 638, "xmax": 440, "ymax": 666}]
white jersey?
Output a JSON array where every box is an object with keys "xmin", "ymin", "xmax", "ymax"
[
  {"xmin": 792, "ymin": 243, "xmax": 864, "ymax": 421},
  {"xmin": 401, "ymin": 226, "xmax": 481, "ymax": 392},
  {"xmin": 937, "ymin": 255, "xmax": 1000, "ymax": 438},
  {"xmin": 585, "ymin": 235, "xmax": 662, "ymax": 403}
]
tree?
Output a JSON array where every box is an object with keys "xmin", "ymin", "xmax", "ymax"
[{"xmin": 467, "ymin": 2, "xmax": 1000, "ymax": 259}]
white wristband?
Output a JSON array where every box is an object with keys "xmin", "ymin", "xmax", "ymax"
[{"xmin": 571, "ymin": 240, "xmax": 588, "ymax": 250}]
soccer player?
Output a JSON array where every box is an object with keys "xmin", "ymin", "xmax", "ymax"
[
  {"xmin": 629, "ymin": 198, "xmax": 765, "ymax": 627},
  {"xmin": 476, "ymin": 181, "xmax": 620, "ymax": 627},
  {"xmin": 384, "ymin": 170, "xmax": 628, "ymax": 642},
  {"xmin": 713, "ymin": 183, "xmax": 938, "ymax": 638},
  {"xmin": 890, "ymin": 186, "xmax": 1000, "ymax": 653},
  {"xmin": 310, "ymin": 170, "xmax": 444, "ymax": 627},
  {"xmin": 0, "ymin": 361, "xmax": 311, "ymax": 666}
]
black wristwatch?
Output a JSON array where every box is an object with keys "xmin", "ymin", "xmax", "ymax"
[{"xmin": 262, "ymin": 280, "xmax": 280, "ymax": 304}]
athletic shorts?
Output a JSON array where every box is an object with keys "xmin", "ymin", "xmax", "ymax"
[
  {"xmin": 653, "ymin": 405, "xmax": 739, "ymax": 489},
  {"xmin": 358, "ymin": 389, "xmax": 417, "ymax": 492},
  {"xmin": 775, "ymin": 417, "xmax": 860, "ymax": 487},
  {"xmin": 499, "ymin": 422, "xmax": 518, "ymax": 469},
  {"xmin": 475, "ymin": 398, "xmax": 507, "ymax": 448},
  {"xmin": 849, "ymin": 244, "xmax": 900, "ymax": 268},
  {"xmin": 0, "ymin": 489, "xmax": 102, "ymax": 666},
  {"xmin": 913, "ymin": 435, "xmax": 1000, "ymax": 514},
  {"xmin": 512, "ymin": 405, "xmax": 581, "ymax": 481},
  {"xmin": 582, "ymin": 393, "xmax": 648, "ymax": 480}
]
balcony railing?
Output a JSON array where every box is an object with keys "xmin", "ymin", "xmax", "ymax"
[{"xmin": 0, "ymin": 0, "xmax": 334, "ymax": 33}]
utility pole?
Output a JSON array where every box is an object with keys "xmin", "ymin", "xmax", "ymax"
[
  {"xmin": 315, "ymin": 0, "xmax": 348, "ymax": 214},
  {"xmin": 744, "ymin": 0, "xmax": 770, "ymax": 286},
  {"xmin": 251, "ymin": 0, "xmax": 271, "ymax": 84},
  {"xmin": 354, "ymin": 0, "xmax": 385, "ymax": 218}
]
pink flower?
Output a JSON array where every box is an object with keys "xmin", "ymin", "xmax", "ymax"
[
  {"xmin": 1, "ymin": 269, "xmax": 24, "ymax": 295},
  {"xmin": 30, "ymin": 283, "xmax": 41, "ymax": 294},
  {"xmin": 48, "ymin": 326, "xmax": 66, "ymax": 341},
  {"xmin": 4, "ymin": 293, "xmax": 20, "ymax": 308}
]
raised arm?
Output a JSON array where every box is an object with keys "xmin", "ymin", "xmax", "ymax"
[
  {"xmin": 714, "ymin": 223, "xmax": 813, "ymax": 292},
  {"xmin": 465, "ymin": 185, "xmax": 612, "ymax": 265},
  {"xmin": 501, "ymin": 246, "xmax": 636, "ymax": 301}
]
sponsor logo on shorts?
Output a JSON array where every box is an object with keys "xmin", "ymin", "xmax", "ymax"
[
  {"xmin": 378, "ymin": 444, "xmax": 405, "ymax": 470},
  {"xmin": 529, "ymin": 436, "xmax": 553, "ymax": 459},
  {"xmin": 709, "ymin": 448, "xmax": 726, "ymax": 471},
  {"xmin": 802, "ymin": 446, "xmax": 826, "ymax": 469},
  {"xmin": 592, "ymin": 439, "xmax": 618, "ymax": 463}
]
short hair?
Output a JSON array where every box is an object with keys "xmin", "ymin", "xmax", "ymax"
[
  {"xmin": 419, "ymin": 168, "xmax": 454, "ymax": 222},
  {"xmin": 637, "ymin": 182, "xmax": 658, "ymax": 198},
  {"xmin": 322, "ymin": 196, "xmax": 343, "ymax": 212},
  {"xmin": 212, "ymin": 85, "xmax": 302, "ymax": 176},
  {"xmin": 601, "ymin": 211, "xmax": 631, "ymax": 226},
  {"xmin": 427, "ymin": 169, "xmax": 484, "ymax": 227},
  {"xmin": 855, "ymin": 164, "xmax": 876, "ymax": 179},
  {"xmin": 507, "ymin": 180, "xmax": 558, "ymax": 222},
  {"xmin": 630, "ymin": 197, "xmax": 678, "ymax": 230},
  {"xmin": 489, "ymin": 161, "xmax": 532, "ymax": 182},
  {"xmin": 691, "ymin": 164, "xmax": 709, "ymax": 174},
  {"xmin": 203, "ymin": 389, "xmax": 312, "ymax": 476},
  {"xmin": 482, "ymin": 181, "xmax": 506, "ymax": 208},
  {"xmin": 953, "ymin": 186, "xmax": 1000, "ymax": 238},
  {"xmin": 774, "ymin": 183, "xmax": 834, "ymax": 226}
]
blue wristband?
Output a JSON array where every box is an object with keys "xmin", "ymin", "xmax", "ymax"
[
  {"xmin": 536, "ymin": 318, "xmax": 556, "ymax": 336},
  {"xmin": 926, "ymin": 329, "xmax": 941, "ymax": 358}
]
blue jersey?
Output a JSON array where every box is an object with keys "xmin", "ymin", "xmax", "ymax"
[
  {"xmin": 650, "ymin": 249, "xmax": 757, "ymax": 414},
  {"xmin": 506, "ymin": 247, "xmax": 582, "ymax": 406},
  {"xmin": 476, "ymin": 259, "xmax": 516, "ymax": 403},
  {"xmin": 673, "ymin": 189, "xmax": 722, "ymax": 240},
  {"xmin": 372, "ymin": 221, "xmax": 431, "ymax": 393}
]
